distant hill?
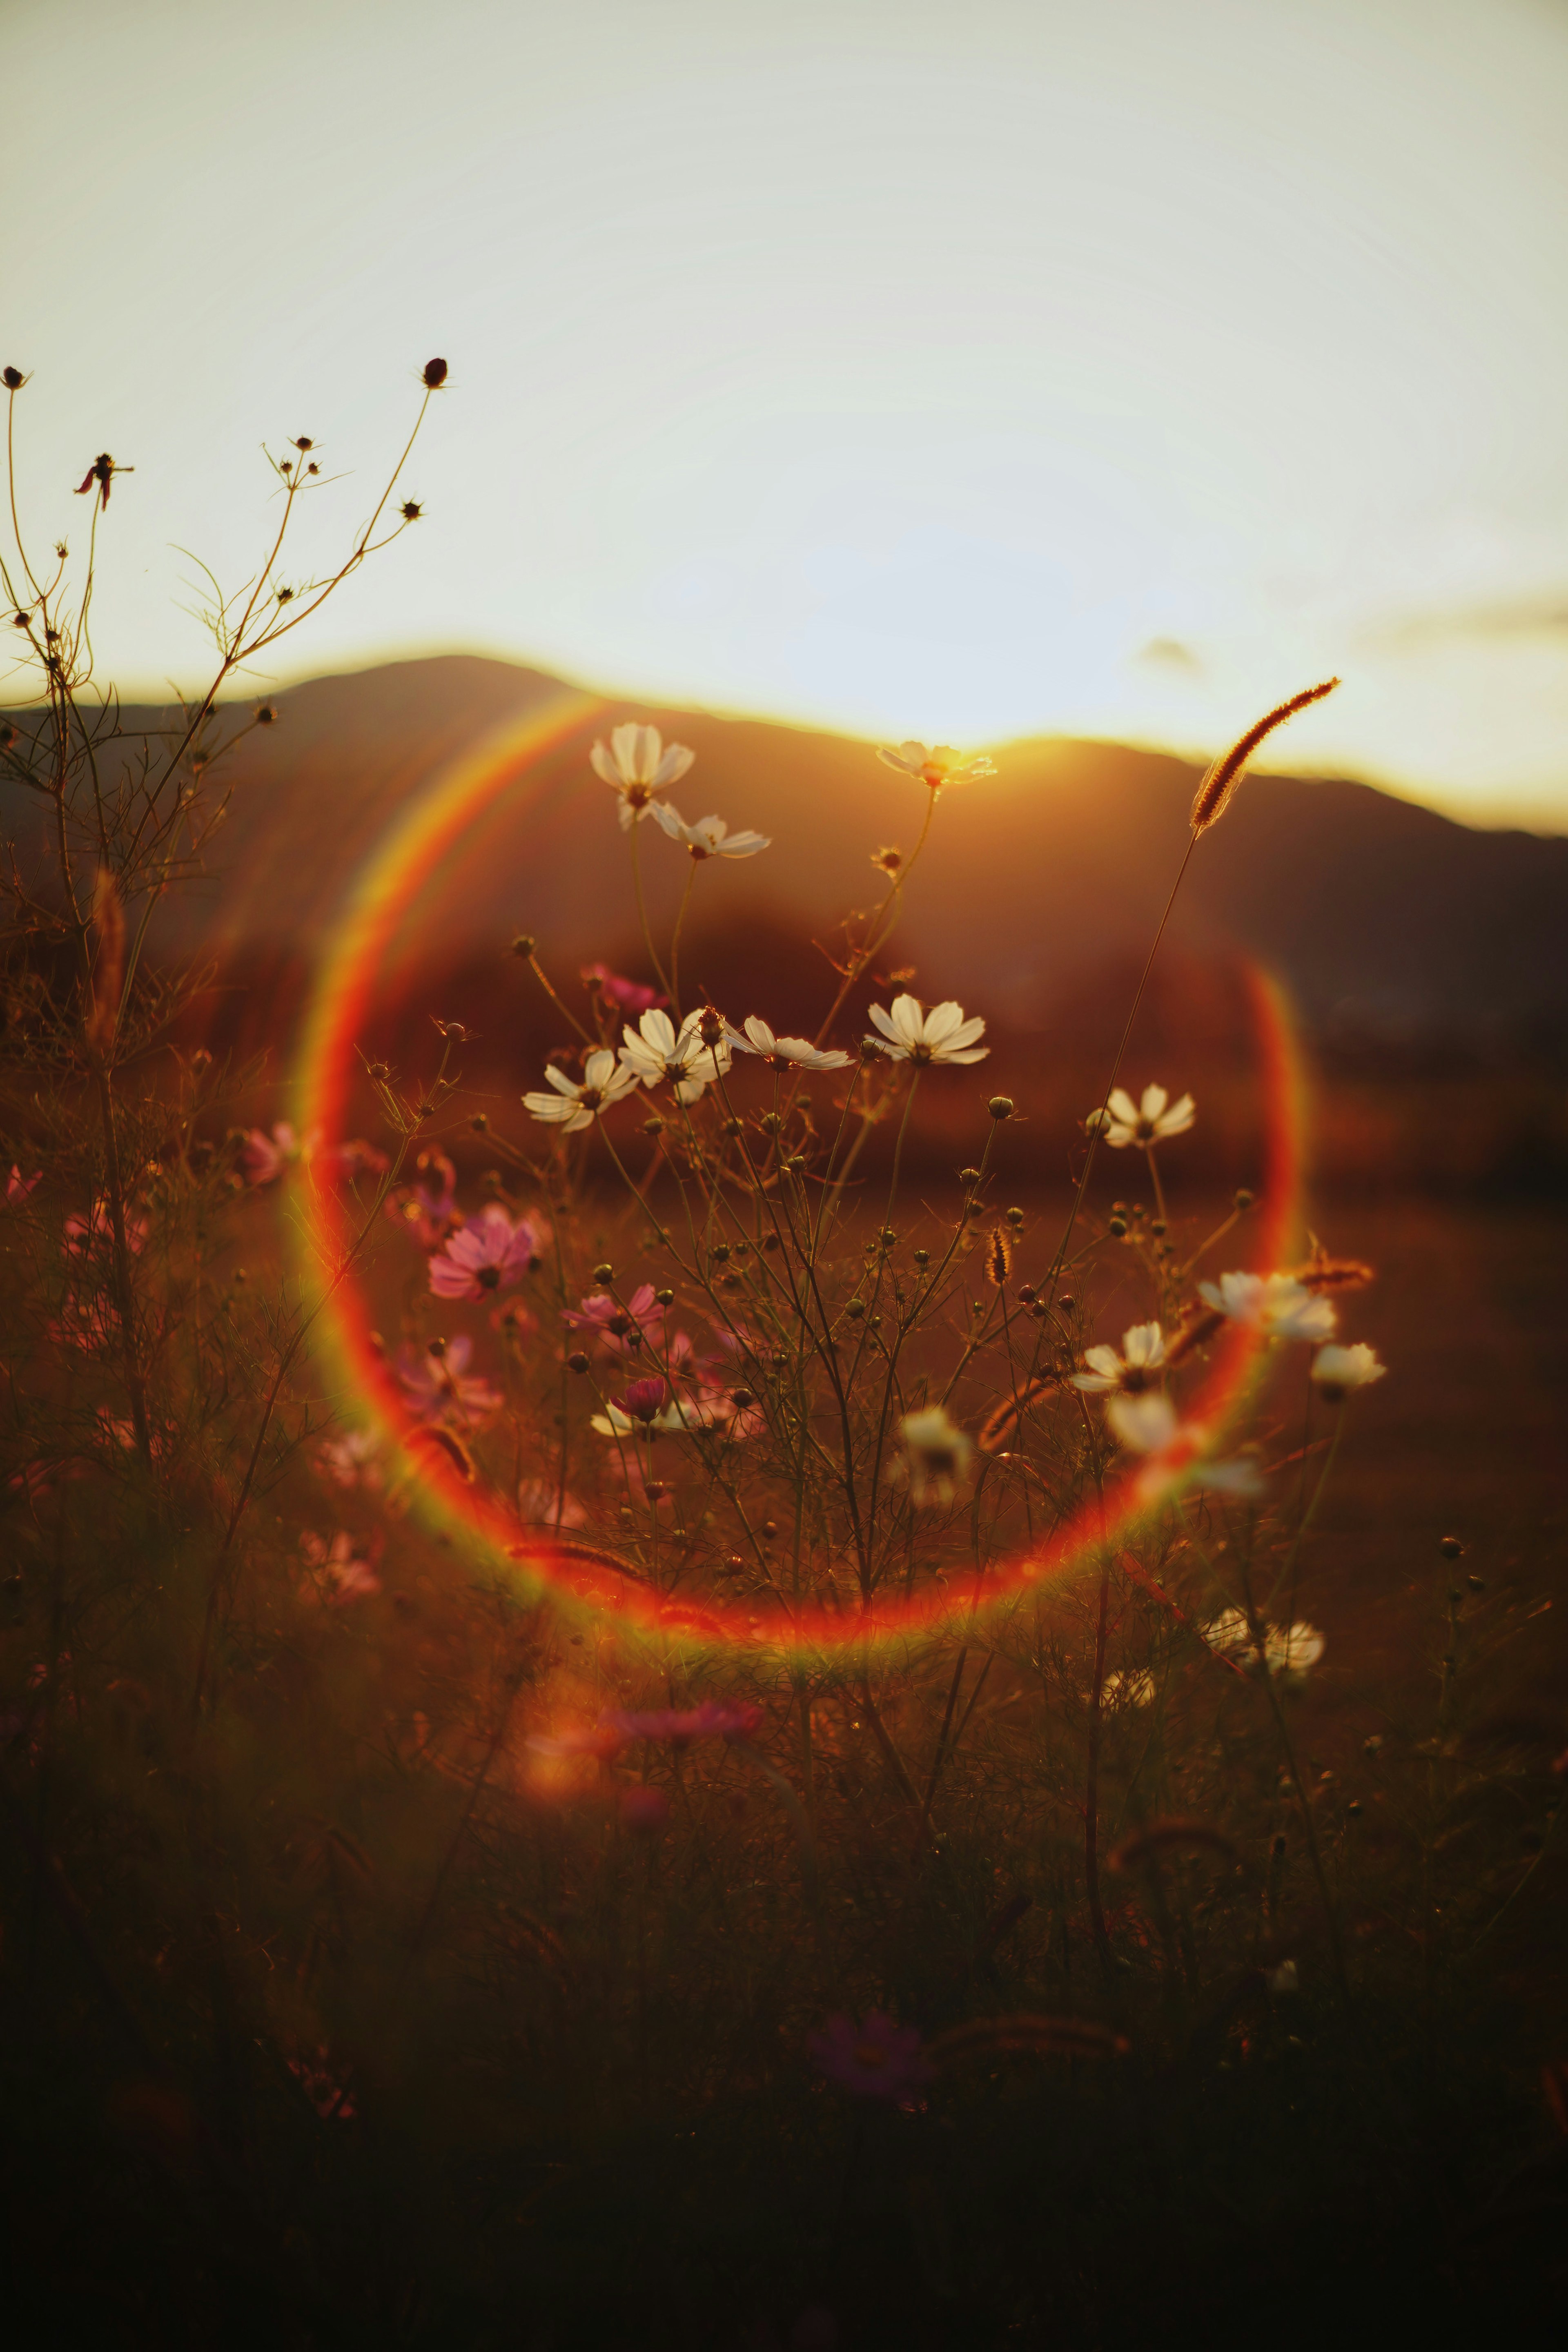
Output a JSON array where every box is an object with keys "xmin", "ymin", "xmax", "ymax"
[{"xmin": 8, "ymin": 652, "xmax": 1568, "ymax": 1060}]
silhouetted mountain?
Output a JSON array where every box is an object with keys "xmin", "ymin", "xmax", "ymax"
[{"xmin": 8, "ymin": 654, "xmax": 1568, "ymax": 1062}]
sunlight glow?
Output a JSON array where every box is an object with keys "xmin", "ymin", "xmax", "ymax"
[{"xmin": 5, "ymin": 0, "xmax": 1567, "ymax": 823}]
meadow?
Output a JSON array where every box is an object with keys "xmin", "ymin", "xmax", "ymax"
[{"xmin": 2, "ymin": 362, "xmax": 1565, "ymax": 2350}]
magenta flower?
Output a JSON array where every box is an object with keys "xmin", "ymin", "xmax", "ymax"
[
  {"xmin": 562, "ymin": 1282, "xmax": 663, "ymax": 1358},
  {"xmin": 386, "ymin": 1149, "xmax": 459, "ymax": 1247},
  {"xmin": 241, "ymin": 1122, "xmax": 320, "ymax": 1185},
  {"xmin": 429, "ymin": 1203, "xmax": 544, "ymax": 1301},
  {"xmin": 394, "ymin": 1335, "xmax": 503, "ymax": 1429},
  {"xmin": 807, "ymin": 2011, "xmax": 934, "ymax": 2106},
  {"xmin": 581, "ymin": 962, "xmax": 666, "ymax": 1017},
  {"xmin": 63, "ymin": 1199, "xmax": 148, "ymax": 1257},
  {"xmin": 6, "ymin": 1165, "xmax": 41, "ymax": 1204}
]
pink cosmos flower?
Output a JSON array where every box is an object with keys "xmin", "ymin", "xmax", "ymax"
[
  {"xmin": 562, "ymin": 1282, "xmax": 663, "ymax": 1359},
  {"xmin": 581, "ymin": 962, "xmax": 666, "ymax": 1017},
  {"xmin": 429, "ymin": 1203, "xmax": 545, "ymax": 1301},
  {"xmin": 285, "ymin": 2047, "xmax": 356, "ymax": 2121},
  {"xmin": 63, "ymin": 1200, "xmax": 148, "ymax": 1257},
  {"xmin": 386, "ymin": 1149, "xmax": 459, "ymax": 1247},
  {"xmin": 6, "ymin": 1165, "xmax": 42, "ymax": 1204},
  {"xmin": 315, "ymin": 1429, "xmax": 383, "ymax": 1490},
  {"xmin": 301, "ymin": 1529, "xmax": 383, "ymax": 1602},
  {"xmin": 241, "ymin": 1122, "xmax": 321, "ymax": 1185},
  {"xmin": 314, "ymin": 1137, "xmax": 390, "ymax": 1186},
  {"xmin": 394, "ymin": 1334, "xmax": 503, "ymax": 1429},
  {"xmin": 807, "ymin": 2011, "xmax": 935, "ymax": 2106}
]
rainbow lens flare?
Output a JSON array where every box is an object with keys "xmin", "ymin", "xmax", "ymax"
[{"xmin": 293, "ymin": 695, "xmax": 1306, "ymax": 1660}]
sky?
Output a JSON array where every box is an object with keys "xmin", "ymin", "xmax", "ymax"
[{"xmin": 4, "ymin": 0, "xmax": 1568, "ymax": 828}]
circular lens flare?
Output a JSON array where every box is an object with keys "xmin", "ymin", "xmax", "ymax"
[{"xmin": 293, "ymin": 697, "xmax": 1305, "ymax": 1660}]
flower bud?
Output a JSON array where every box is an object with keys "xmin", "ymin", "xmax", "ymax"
[
  {"xmin": 958, "ymin": 1166, "xmax": 981, "ymax": 1185},
  {"xmin": 698, "ymin": 1006, "xmax": 724, "ymax": 1048},
  {"xmin": 730, "ymin": 1388, "xmax": 755, "ymax": 1412},
  {"xmin": 1005, "ymin": 1205, "xmax": 1024, "ymax": 1227},
  {"xmin": 470, "ymin": 1112, "xmax": 488, "ymax": 1131},
  {"xmin": 423, "ymin": 357, "xmax": 449, "ymax": 389},
  {"xmin": 593, "ymin": 1261, "xmax": 613, "ymax": 1283},
  {"xmin": 566, "ymin": 1351, "xmax": 590, "ymax": 1375},
  {"xmin": 2, "ymin": 367, "xmax": 25, "ymax": 391},
  {"xmin": 913, "ymin": 1248, "xmax": 929, "ymax": 1267},
  {"xmin": 1108, "ymin": 1216, "xmax": 1128, "ymax": 1238},
  {"xmin": 1234, "ymin": 1187, "xmax": 1255, "ymax": 1210},
  {"xmin": 1058, "ymin": 1293, "xmax": 1076, "ymax": 1312},
  {"xmin": 1439, "ymin": 1535, "xmax": 1463, "ymax": 1559},
  {"xmin": 655, "ymin": 1287, "xmax": 675, "ymax": 1307},
  {"xmin": 987, "ymin": 1095, "xmax": 1014, "ymax": 1120},
  {"xmin": 256, "ymin": 703, "xmax": 276, "ymax": 724},
  {"xmin": 511, "ymin": 934, "xmax": 537, "ymax": 959},
  {"xmin": 642, "ymin": 1116, "xmax": 663, "ymax": 1136},
  {"xmin": 399, "ymin": 500, "xmax": 423, "ymax": 522}
]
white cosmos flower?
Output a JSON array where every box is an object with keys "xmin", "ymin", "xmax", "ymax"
[
  {"xmin": 877, "ymin": 741, "xmax": 997, "ymax": 792},
  {"xmin": 618, "ymin": 1008, "xmax": 732, "ymax": 1105},
  {"xmin": 523, "ymin": 1048, "xmax": 641, "ymax": 1132},
  {"xmin": 651, "ymin": 805, "xmax": 771, "ymax": 860},
  {"xmin": 727, "ymin": 1016, "xmax": 852, "ymax": 1073},
  {"xmin": 1107, "ymin": 1391, "xmax": 1180, "ymax": 1454},
  {"xmin": 1102, "ymin": 1668, "xmax": 1156, "ymax": 1708},
  {"xmin": 1074, "ymin": 1321, "xmax": 1167, "ymax": 1395},
  {"xmin": 1310, "ymin": 1342, "xmax": 1386, "ymax": 1397},
  {"xmin": 1199, "ymin": 1270, "xmax": 1337, "ymax": 1344},
  {"xmin": 1265, "ymin": 1621, "xmax": 1325, "ymax": 1677},
  {"xmin": 590, "ymin": 722, "xmax": 696, "ymax": 829},
  {"xmin": 1087, "ymin": 1083, "xmax": 1196, "ymax": 1148},
  {"xmin": 866, "ymin": 994, "xmax": 988, "ymax": 1068},
  {"xmin": 591, "ymin": 1396, "xmax": 704, "ymax": 1438},
  {"xmin": 894, "ymin": 1406, "xmax": 975, "ymax": 1507},
  {"xmin": 1107, "ymin": 1392, "xmax": 1265, "ymax": 1500}
]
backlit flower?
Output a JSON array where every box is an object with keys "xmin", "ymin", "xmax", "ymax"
[
  {"xmin": 386, "ymin": 1148, "xmax": 458, "ymax": 1247},
  {"xmin": 1310, "ymin": 1342, "xmax": 1386, "ymax": 1400},
  {"xmin": 592, "ymin": 1376, "xmax": 704, "ymax": 1438},
  {"xmin": 866, "ymin": 994, "xmax": 988, "ymax": 1069},
  {"xmin": 241, "ymin": 1122, "xmax": 321, "ymax": 1184},
  {"xmin": 1088, "ymin": 1084, "xmax": 1196, "ymax": 1149},
  {"xmin": 618, "ymin": 1008, "xmax": 732, "ymax": 1104},
  {"xmin": 394, "ymin": 1334, "xmax": 502, "ymax": 1428},
  {"xmin": 877, "ymin": 741, "xmax": 996, "ymax": 794},
  {"xmin": 63, "ymin": 1200, "xmax": 148, "ymax": 1257},
  {"xmin": 1265, "ymin": 1621, "xmax": 1325, "ymax": 1677},
  {"xmin": 1074, "ymin": 1321, "xmax": 1167, "ymax": 1395},
  {"xmin": 895, "ymin": 1406, "xmax": 974, "ymax": 1507},
  {"xmin": 316, "ymin": 1429, "xmax": 383, "ymax": 1490},
  {"xmin": 523, "ymin": 1048, "xmax": 641, "ymax": 1132},
  {"xmin": 727, "ymin": 1016, "xmax": 851, "ymax": 1073},
  {"xmin": 1199, "ymin": 1270, "xmax": 1337, "ymax": 1344},
  {"xmin": 590, "ymin": 722, "xmax": 695, "ymax": 828},
  {"xmin": 581, "ymin": 962, "xmax": 666, "ymax": 1016},
  {"xmin": 301, "ymin": 1529, "xmax": 382, "ymax": 1603},
  {"xmin": 808, "ymin": 2011, "xmax": 934, "ymax": 2105},
  {"xmin": 1107, "ymin": 1392, "xmax": 1264, "ymax": 1500},
  {"xmin": 1102, "ymin": 1668, "xmax": 1156, "ymax": 1708},
  {"xmin": 651, "ymin": 805, "xmax": 771, "ymax": 860},
  {"xmin": 562, "ymin": 1282, "xmax": 663, "ymax": 1358},
  {"xmin": 428, "ymin": 1203, "xmax": 544, "ymax": 1301}
]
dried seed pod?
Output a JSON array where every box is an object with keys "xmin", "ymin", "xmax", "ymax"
[{"xmin": 1190, "ymin": 677, "xmax": 1340, "ymax": 835}]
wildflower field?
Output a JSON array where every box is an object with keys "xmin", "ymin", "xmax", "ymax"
[{"xmin": 2, "ymin": 364, "xmax": 1566, "ymax": 2349}]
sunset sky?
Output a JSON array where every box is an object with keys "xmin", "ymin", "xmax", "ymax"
[{"xmin": 5, "ymin": 0, "xmax": 1568, "ymax": 827}]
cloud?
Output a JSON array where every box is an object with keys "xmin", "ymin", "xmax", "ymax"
[
  {"xmin": 1134, "ymin": 637, "xmax": 1203, "ymax": 673},
  {"xmin": 1367, "ymin": 595, "xmax": 1568, "ymax": 652}
]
